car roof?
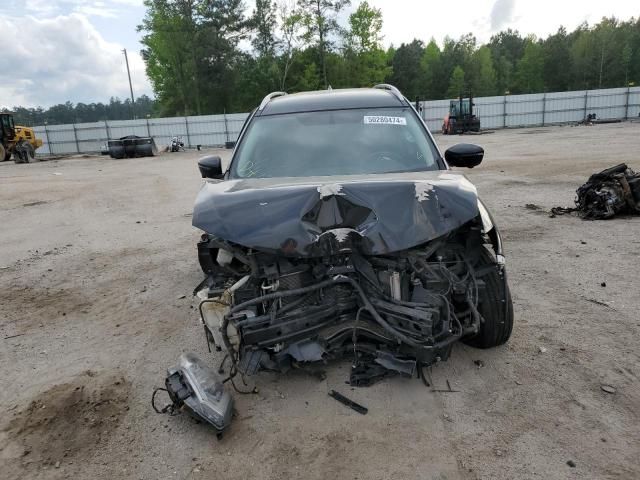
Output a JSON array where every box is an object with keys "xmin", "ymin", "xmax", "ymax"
[{"xmin": 258, "ymin": 88, "xmax": 408, "ymax": 116}]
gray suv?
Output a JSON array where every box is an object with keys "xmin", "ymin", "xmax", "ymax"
[{"xmin": 192, "ymin": 85, "xmax": 513, "ymax": 386}]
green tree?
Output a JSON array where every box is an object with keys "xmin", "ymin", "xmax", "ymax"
[
  {"xmin": 139, "ymin": 0, "xmax": 201, "ymax": 115},
  {"xmin": 139, "ymin": 0, "xmax": 249, "ymax": 115},
  {"xmin": 420, "ymin": 39, "xmax": 442, "ymax": 99},
  {"xmin": 196, "ymin": 0, "xmax": 250, "ymax": 113},
  {"xmin": 542, "ymin": 27, "xmax": 572, "ymax": 91},
  {"xmin": 252, "ymin": 0, "xmax": 277, "ymax": 58},
  {"xmin": 621, "ymin": 42, "xmax": 632, "ymax": 85},
  {"xmin": 11, "ymin": 11, "xmax": 640, "ymax": 120},
  {"xmin": 446, "ymin": 65, "xmax": 466, "ymax": 98},
  {"xmin": 347, "ymin": 0, "xmax": 382, "ymax": 53},
  {"xmin": 298, "ymin": 0, "xmax": 351, "ymax": 88},
  {"xmin": 438, "ymin": 34, "xmax": 476, "ymax": 97},
  {"xmin": 488, "ymin": 29, "xmax": 524, "ymax": 93},
  {"xmin": 297, "ymin": 61, "xmax": 322, "ymax": 91},
  {"xmin": 570, "ymin": 23, "xmax": 595, "ymax": 88},
  {"xmin": 277, "ymin": 0, "xmax": 303, "ymax": 90},
  {"xmin": 471, "ymin": 46, "xmax": 497, "ymax": 96},
  {"xmin": 389, "ymin": 40, "xmax": 424, "ymax": 100},
  {"xmin": 344, "ymin": 1, "xmax": 390, "ymax": 86},
  {"xmin": 515, "ymin": 38, "xmax": 545, "ymax": 93}
]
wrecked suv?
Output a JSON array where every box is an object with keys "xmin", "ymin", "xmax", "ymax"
[{"xmin": 193, "ymin": 85, "xmax": 513, "ymax": 387}]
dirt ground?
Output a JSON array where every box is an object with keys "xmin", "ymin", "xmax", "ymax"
[{"xmin": 1, "ymin": 122, "xmax": 639, "ymax": 480}]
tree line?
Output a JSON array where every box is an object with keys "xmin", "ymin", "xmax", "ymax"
[
  {"xmin": 4, "ymin": 1, "xmax": 640, "ymax": 125},
  {"xmin": 139, "ymin": 0, "xmax": 639, "ymax": 115},
  {"xmin": 2, "ymin": 96, "xmax": 156, "ymax": 127}
]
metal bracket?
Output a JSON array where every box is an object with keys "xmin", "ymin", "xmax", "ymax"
[{"xmin": 328, "ymin": 390, "xmax": 368, "ymax": 415}]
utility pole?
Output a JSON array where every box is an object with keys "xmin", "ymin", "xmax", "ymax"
[{"xmin": 122, "ymin": 48, "xmax": 136, "ymax": 119}]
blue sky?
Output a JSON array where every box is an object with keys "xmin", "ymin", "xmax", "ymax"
[{"xmin": 0, "ymin": 0, "xmax": 637, "ymax": 108}]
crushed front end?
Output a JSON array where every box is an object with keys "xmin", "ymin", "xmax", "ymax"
[{"xmin": 192, "ymin": 174, "xmax": 510, "ymax": 386}]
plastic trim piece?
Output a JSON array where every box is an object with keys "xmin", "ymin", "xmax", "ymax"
[
  {"xmin": 258, "ymin": 91, "xmax": 288, "ymax": 111},
  {"xmin": 373, "ymin": 84, "xmax": 406, "ymax": 104}
]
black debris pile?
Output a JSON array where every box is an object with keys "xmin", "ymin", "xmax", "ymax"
[{"xmin": 552, "ymin": 164, "xmax": 640, "ymax": 219}]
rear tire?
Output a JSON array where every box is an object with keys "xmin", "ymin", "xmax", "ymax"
[
  {"xmin": 0, "ymin": 144, "xmax": 7, "ymax": 162},
  {"xmin": 463, "ymin": 248, "xmax": 514, "ymax": 349}
]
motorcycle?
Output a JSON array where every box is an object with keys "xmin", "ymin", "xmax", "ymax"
[{"xmin": 170, "ymin": 136, "xmax": 185, "ymax": 152}]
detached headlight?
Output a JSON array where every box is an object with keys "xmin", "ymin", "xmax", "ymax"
[{"xmin": 165, "ymin": 353, "xmax": 234, "ymax": 434}]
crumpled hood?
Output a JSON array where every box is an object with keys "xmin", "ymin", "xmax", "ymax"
[{"xmin": 192, "ymin": 171, "xmax": 479, "ymax": 256}]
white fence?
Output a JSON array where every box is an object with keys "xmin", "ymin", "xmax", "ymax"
[
  {"xmin": 418, "ymin": 86, "xmax": 640, "ymax": 132},
  {"xmin": 34, "ymin": 113, "xmax": 250, "ymax": 156},
  {"xmin": 34, "ymin": 86, "xmax": 640, "ymax": 155}
]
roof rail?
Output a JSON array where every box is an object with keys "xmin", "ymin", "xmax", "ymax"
[
  {"xmin": 258, "ymin": 91, "xmax": 287, "ymax": 111},
  {"xmin": 373, "ymin": 84, "xmax": 405, "ymax": 103}
]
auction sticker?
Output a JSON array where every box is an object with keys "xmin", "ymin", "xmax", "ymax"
[{"xmin": 364, "ymin": 116, "xmax": 407, "ymax": 125}]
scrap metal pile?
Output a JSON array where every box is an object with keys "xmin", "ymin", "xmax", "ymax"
[{"xmin": 552, "ymin": 163, "xmax": 640, "ymax": 219}]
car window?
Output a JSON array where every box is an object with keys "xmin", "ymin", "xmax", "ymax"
[{"xmin": 230, "ymin": 107, "xmax": 439, "ymax": 178}]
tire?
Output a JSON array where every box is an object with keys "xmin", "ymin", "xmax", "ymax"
[
  {"xmin": 463, "ymin": 247, "xmax": 514, "ymax": 349},
  {"xmin": 13, "ymin": 142, "xmax": 36, "ymax": 164},
  {"xmin": 13, "ymin": 145, "xmax": 26, "ymax": 163},
  {"xmin": 0, "ymin": 144, "xmax": 7, "ymax": 162},
  {"xmin": 25, "ymin": 143, "xmax": 36, "ymax": 163}
]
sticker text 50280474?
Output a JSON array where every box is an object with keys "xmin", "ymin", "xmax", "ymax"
[{"xmin": 363, "ymin": 116, "xmax": 407, "ymax": 125}]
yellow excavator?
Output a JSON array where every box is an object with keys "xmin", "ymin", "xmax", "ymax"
[{"xmin": 0, "ymin": 113, "xmax": 43, "ymax": 163}]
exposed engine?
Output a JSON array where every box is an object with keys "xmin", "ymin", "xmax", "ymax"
[
  {"xmin": 574, "ymin": 163, "xmax": 640, "ymax": 219},
  {"xmin": 196, "ymin": 220, "xmax": 503, "ymax": 386}
]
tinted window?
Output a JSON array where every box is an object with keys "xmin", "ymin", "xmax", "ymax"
[{"xmin": 230, "ymin": 108, "xmax": 439, "ymax": 178}]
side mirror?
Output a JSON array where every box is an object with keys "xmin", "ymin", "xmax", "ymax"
[
  {"xmin": 444, "ymin": 143, "xmax": 484, "ymax": 168},
  {"xmin": 198, "ymin": 155, "xmax": 223, "ymax": 179}
]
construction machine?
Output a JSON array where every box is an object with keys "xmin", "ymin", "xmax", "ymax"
[
  {"xmin": 0, "ymin": 113, "xmax": 43, "ymax": 163},
  {"xmin": 442, "ymin": 94, "xmax": 480, "ymax": 134}
]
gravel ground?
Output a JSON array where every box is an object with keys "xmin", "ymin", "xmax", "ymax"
[{"xmin": 1, "ymin": 122, "xmax": 639, "ymax": 480}]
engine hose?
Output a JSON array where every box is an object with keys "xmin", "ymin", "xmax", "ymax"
[
  {"xmin": 437, "ymin": 313, "xmax": 463, "ymax": 347},
  {"xmin": 237, "ymin": 290, "xmax": 320, "ymax": 328},
  {"xmin": 221, "ymin": 272, "xmax": 470, "ymax": 370},
  {"xmin": 220, "ymin": 315, "xmax": 239, "ymax": 370},
  {"xmin": 222, "ymin": 275, "xmax": 436, "ymax": 365},
  {"xmin": 464, "ymin": 291, "xmax": 481, "ymax": 334},
  {"xmin": 338, "ymin": 276, "xmax": 424, "ymax": 348}
]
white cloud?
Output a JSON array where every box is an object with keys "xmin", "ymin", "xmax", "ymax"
[
  {"xmin": 16, "ymin": 0, "xmax": 144, "ymax": 17},
  {"xmin": 0, "ymin": 13, "xmax": 152, "ymax": 108},
  {"xmin": 490, "ymin": 0, "xmax": 517, "ymax": 31},
  {"xmin": 73, "ymin": 5, "xmax": 119, "ymax": 18},
  {"xmin": 366, "ymin": 0, "xmax": 638, "ymax": 47},
  {"xmin": 1, "ymin": 0, "xmax": 637, "ymax": 107}
]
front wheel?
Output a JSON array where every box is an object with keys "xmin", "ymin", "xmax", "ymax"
[
  {"xmin": 463, "ymin": 248, "xmax": 514, "ymax": 349},
  {"xmin": 14, "ymin": 142, "xmax": 36, "ymax": 163}
]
